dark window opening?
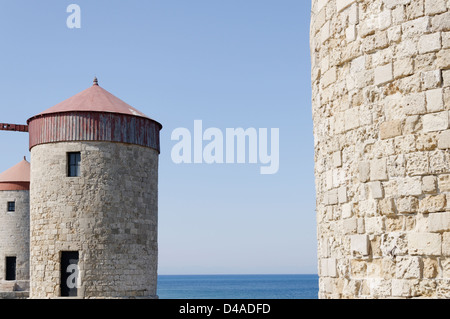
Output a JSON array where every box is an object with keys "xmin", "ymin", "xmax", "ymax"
[
  {"xmin": 61, "ymin": 251, "xmax": 79, "ymax": 297},
  {"xmin": 67, "ymin": 152, "xmax": 81, "ymax": 177},
  {"xmin": 7, "ymin": 201, "xmax": 15, "ymax": 212},
  {"xmin": 5, "ymin": 257, "xmax": 16, "ymax": 281}
]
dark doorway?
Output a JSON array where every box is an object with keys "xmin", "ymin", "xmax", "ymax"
[
  {"xmin": 5, "ymin": 257, "xmax": 16, "ymax": 281},
  {"xmin": 60, "ymin": 251, "xmax": 79, "ymax": 297}
]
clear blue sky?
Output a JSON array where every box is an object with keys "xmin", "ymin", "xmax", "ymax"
[{"xmin": 0, "ymin": 0, "xmax": 316, "ymax": 274}]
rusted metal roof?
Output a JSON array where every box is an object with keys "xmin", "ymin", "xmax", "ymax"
[
  {"xmin": 27, "ymin": 79, "xmax": 162, "ymax": 151},
  {"xmin": 32, "ymin": 79, "xmax": 152, "ymax": 119},
  {"xmin": 0, "ymin": 157, "xmax": 30, "ymax": 191}
]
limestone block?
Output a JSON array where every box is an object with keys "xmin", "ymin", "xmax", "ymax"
[
  {"xmin": 424, "ymin": 0, "xmax": 448, "ymax": 15},
  {"xmin": 443, "ymin": 70, "xmax": 450, "ymax": 87},
  {"xmin": 422, "ymin": 175, "xmax": 437, "ymax": 194},
  {"xmin": 419, "ymin": 194, "xmax": 446, "ymax": 213},
  {"xmin": 422, "ymin": 111, "xmax": 449, "ymax": 132},
  {"xmin": 345, "ymin": 107, "xmax": 360, "ymax": 131},
  {"xmin": 349, "ymin": 4, "xmax": 359, "ymax": 25},
  {"xmin": 322, "ymin": 66, "xmax": 336, "ymax": 88},
  {"xmin": 380, "ymin": 120, "xmax": 402, "ymax": 139},
  {"xmin": 374, "ymin": 63, "xmax": 394, "ymax": 86},
  {"xmin": 405, "ymin": 151, "xmax": 429, "ymax": 176},
  {"xmin": 338, "ymin": 186, "xmax": 348, "ymax": 203},
  {"xmin": 381, "ymin": 232, "xmax": 408, "ymax": 258},
  {"xmin": 423, "ymin": 258, "xmax": 439, "ymax": 278},
  {"xmin": 436, "ymin": 49, "xmax": 450, "ymax": 69},
  {"xmin": 428, "ymin": 212, "xmax": 450, "ymax": 232},
  {"xmin": 332, "ymin": 151, "xmax": 342, "ymax": 168},
  {"xmin": 396, "ymin": 256, "xmax": 422, "ymax": 279},
  {"xmin": 439, "ymin": 174, "xmax": 450, "ymax": 191},
  {"xmin": 346, "ymin": 25, "xmax": 357, "ymax": 42},
  {"xmin": 369, "ymin": 181, "xmax": 384, "ymax": 199},
  {"xmin": 398, "ymin": 177, "xmax": 422, "ymax": 196},
  {"xmin": 416, "ymin": 133, "xmax": 437, "ymax": 151},
  {"xmin": 407, "ymin": 232, "xmax": 442, "ymax": 256},
  {"xmin": 357, "ymin": 217, "xmax": 365, "ymax": 234},
  {"xmin": 418, "ymin": 32, "xmax": 442, "ymax": 54},
  {"xmin": 397, "ymin": 196, "xmax": 419, "ymax": 214},
  {"xmin": 421, "ymin": 70, "xmax": 442, "ymax": 90},
  {"xmin": 394, "ymin": 58, "xmax": 414, "ymax": 79},
  {"xmin": 363, "ymin": 32, "xmax": 389, "ymax": 53},
  {"xmin": 319, "ymin": 238, "xmax": 330, "ymax": 258},
  {"xmin": 406, "ymin": 0, "xmax": 425, "ymax": 19},
  {"xmin": 404, "ymin": 115, "xmax": 421, "ymax": 134},
  {"xmin": 351, "ymin": 234, "xmax": 370, "ymax": 256},
  {"xmin": 328, "ymin": 258, "xmax": 337, "ymax": 277},
  {"xmin": 392, "ymin": 279, "xmax": 412, "ymax": 297},
  {"xmin": 360, "ymin": 17, "xmax": 378, "ymax": 38},
  {"xmin": 328, "ymin": 189, "xmax": 339, "ymax": 205},
  {"xmin": 342, "ymin": 202, "xmax": 353, "ymax": 219},
  {"xmin": 343, "ymin": 218, "xmax": 358, "ymax": 235},
  {"xmin": 402, "ymin": 16, "xmax": 430, "ymax": 38},
  {"xmin": 388, "ymin": 25, "xmax": 402, "ymax": 43},
  {"xmin": 404, "ymin": 92, "xmax": 426, "ymax": 115},
  {"xmin": 443, "ymin": 232, "xmax": 450, "ymax": 256},
  {"xmin": 426, "ymin": 88, "xmax": 444, "ymax": 113},
  {"xmin": 379, "ymin": 197, "xmax": 396, "ymax": 216},
  {"xmin": 431, "ymin": 11, "xmax": 450, "ymax": 32},
  {"xmin": 370, "ymin": 158, "xmax": 388, "ymax": 181},
  {"xmin": 365, "ymin": 217, "xmax": 385, "ymax": 234},
  {"xmin": 429, "ymin": 149, "xmax": 449, "ymax": 174},
  {"xmin": 438, "ymin": 130, "xmax": 450, "ymax": 149},
  {"xmin": 326, "ymin": 169, "xmax": 333, "ymax": 190},
  {"xmin": 441, "ymin": 259, "xmax": 450, "ymax": 279},
  {"xmin": 368, "ymin": 278, "xmax": 391, "ymax": 298},
  {"xmin": 378, "ymin": 10, "xmax": 392, "ymax": 31},
  {"xmin": 350, "ymin": 259, "xmax": 367, "ymax": 278}
]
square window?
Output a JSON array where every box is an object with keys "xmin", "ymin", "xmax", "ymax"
[
  {"xmin": 68, "ymin": 152, "xmax": 81, "ymax": 177},
  {"xmin": 7, "ymin": 202, "xmax": 15, "ymax": 212}
]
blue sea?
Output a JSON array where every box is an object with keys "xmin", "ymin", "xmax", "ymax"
[{"xmin": 157, "ymin": 274, "xmax": 319, "ymax": 299}]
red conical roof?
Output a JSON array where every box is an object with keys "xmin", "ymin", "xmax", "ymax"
[
  {"xmin": 0, "ymin": 158, "xmax": 30, "ymax": 183},
  {"xmin": 0, "ymin": 158, "xmax": 30, "ymax": 191},
  {"xmin": 37, "ymin": 78, "xmax": 149, "ymax": 119}
]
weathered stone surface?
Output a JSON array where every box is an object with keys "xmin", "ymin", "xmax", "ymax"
[
  {"xmin": 380, "ymin": 120, "xmax": 402, "ymax": 140},
  {"xmin": 370, "ymin": 158, "xmax": 388, "ymax": 181},
  {"xmin": 396, "ymin": 256, "xmax": 422, "ymax": 279},
  {"xmin": 428, "ymin": 212, "xmax": 450, "ymax": 232},
  {"xmin": 351, "ymin": 235, "xmax": 370, "ymax": 257},
  {"xmin": 419, "ymin": 194, "xmax": 446, "ymax": 213},
  {"xmin": 0, "ymin": 190, "xmax": 29, "ymax": 285},
  {"xmin": 311, "ymin": 0, "xmax": 450, "ymax": 299},
  {"xmin": 407, "ymin": 232, "xmax": 442, "ymax": 256},
  {"xmin": 29, "ymin": 142, "xmax": 159, "ymax": 299}
]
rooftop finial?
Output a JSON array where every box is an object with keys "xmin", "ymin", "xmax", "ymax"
[{"xmin": 93, "ymin": 76, "xmax": 99, "ymax": 86}]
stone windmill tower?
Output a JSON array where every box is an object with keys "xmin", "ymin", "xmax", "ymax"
[
  {"xmin": 311, "ymin": 0, "xmax": 449, "ymax": 298},
  {"xmin": 0, "ymin": 158, "xmax": 30, "ymax": 295},
  {"xmin": 27, "ymin": 78, "xmax": 162, "ymax": 298}
]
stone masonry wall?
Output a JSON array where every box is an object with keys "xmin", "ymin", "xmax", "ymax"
[
  {"xmin": 30, "ymin": 141, "xmax": 159, "ymax": 298},
  {"xmin": 311, "ymin": 0, "xmax": 450, "ymax": 298},
  {"xmin": 0, "ymin": 190, "xmax": 30, "ymax": 284}
]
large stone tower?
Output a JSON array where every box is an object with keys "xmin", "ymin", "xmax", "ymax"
[
  {"xmin": 0, "ymin": 158, "xmax": 30, "ymax": 294},
  {"xmin": 27, "ymin": 78, "xmax": 162, "ymax": 298},
  {"xmin": 311, "ymin": 0, "xmax": 450, "ymax": 298}
]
